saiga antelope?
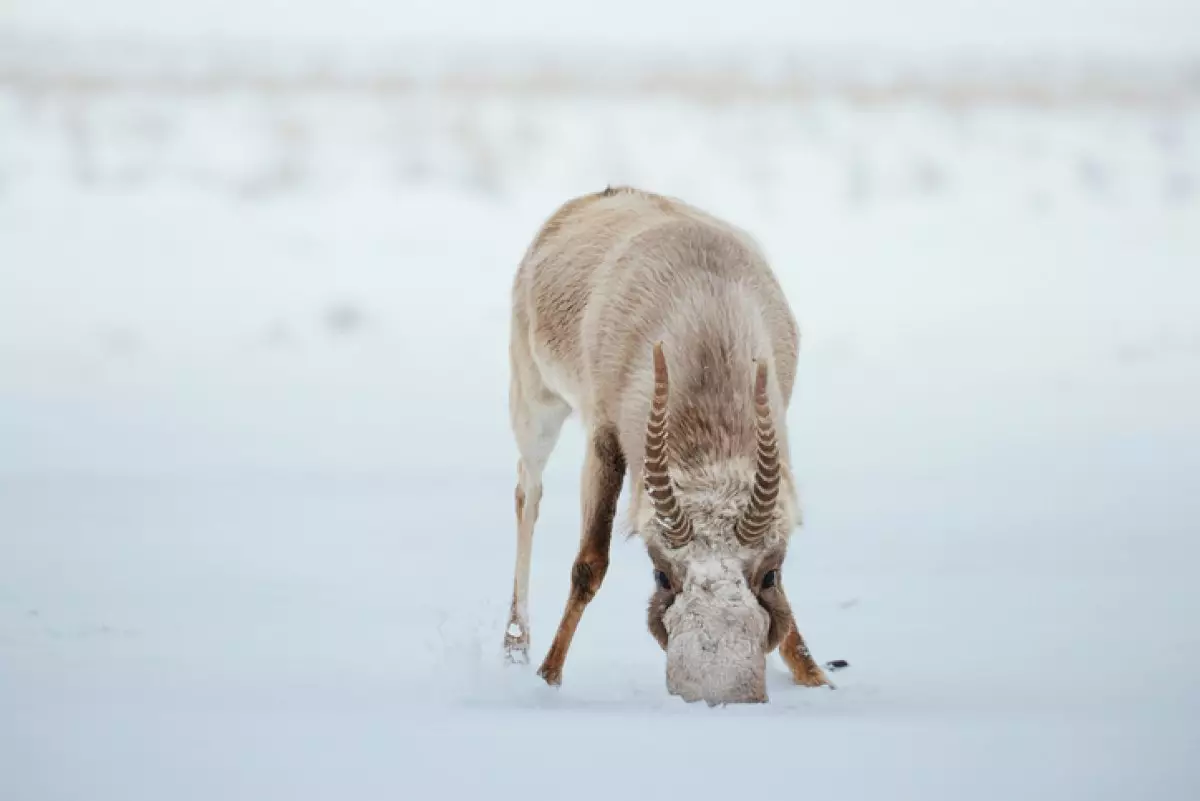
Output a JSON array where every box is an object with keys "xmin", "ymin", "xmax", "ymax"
[{"xmin": 504, "ymin": 186, "xmax": 831, "ymax": 704}]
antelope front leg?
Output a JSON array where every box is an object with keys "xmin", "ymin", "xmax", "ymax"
[
  {"xmin": 779, "ymin": 617, "xmax": 834, "ymax": 688},
  {"xmin": 537, "ymin": 427, "xmax": 625, "ymax": 686}
]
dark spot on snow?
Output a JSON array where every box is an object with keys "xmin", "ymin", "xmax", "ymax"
[
  {"xmin": 912, "ymin": 158, "xmax": 947, "ymax": 194},
  {"xmin": 1151, "ymin": 118, "xmax": 1185, "ymax": 154},
  {"xmin": 1165, "ymin": 172, "xmax": 1194, "ymax": 205},
  {"xmin": 262, "ymin": 320, "xmax": 295, "ymax": 348},
  {"xmin": 1113, "ymin": 328, "xmax": 1200, "ymax": 367},
  {"xmin": 1115, "ymin": 342, "xmax": 1156, "ymax": 366},
  {"xmin": 1027, "ymin": 189, "xmax": 1054, "ymax": 215},
  {"xmin": 324, "ymin": 303, "xmax": 368, "ymax": 337},
  {"xmin": 97, "ymin": 327, "xmax": 142, "ymax": 357},
  {"xmin": 1077, "ymin": 156, "xmax": 1109, "ymax": 194},
  {"xmin": 1046, "ymin": 372, "xmax": 1080, "ymax": 394},
  {"xmin": 845, "ymin": 152, "xmax": 871, "ymax": 206}
]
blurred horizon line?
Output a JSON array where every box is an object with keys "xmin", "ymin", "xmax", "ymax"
[{"xmin": 3, "ymin": 29, "xmax": 1198, "ymax": 110}]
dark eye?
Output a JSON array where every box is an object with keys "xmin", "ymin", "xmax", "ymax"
[
  {"xmin": 654, "ymin": 570, "xmax": 671, "ymax": 591},
  {"xmin": 761, "ymin": 570, "xmax": 778, "ymax": 590}
]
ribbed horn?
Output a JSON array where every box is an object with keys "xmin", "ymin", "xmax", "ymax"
[
  {"xmin": 644, "ymin": 341, "xmax": 692, "ymax": 547},
  {"xmin": 737, "ymin": 359, "xmax": 780, "ymax": 544}
]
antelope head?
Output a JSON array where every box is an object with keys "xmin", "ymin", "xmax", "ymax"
[{"xmin": 641, "ymin": 342, "xmax": 794, "ymax": 705}]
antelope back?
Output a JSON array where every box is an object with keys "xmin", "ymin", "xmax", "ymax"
[{"xmin": 511, "ymin": 186, "xmax": 801, "ymax": 523}]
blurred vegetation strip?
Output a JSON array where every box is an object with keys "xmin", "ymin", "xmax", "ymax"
[{"xmin": 1, "ymin": 32, "xmax": 1198, "ymax": 110}]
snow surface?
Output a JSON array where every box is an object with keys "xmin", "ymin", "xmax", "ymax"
[{"xmin": 2, "ymin": 40, "xmax": 1200, "ymax": 800}]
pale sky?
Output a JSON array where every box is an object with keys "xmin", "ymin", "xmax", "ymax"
[{"xmin": 2, "ymin": 0, "xmax": 1199, "ymax": 57}]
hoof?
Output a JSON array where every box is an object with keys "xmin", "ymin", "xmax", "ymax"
[
  {"xmin": 504, "ymin": 622, "xmax": 530, "ymax": 664},
  {"xmin": 792, "ymin": 669, "xmax": 836, "ymax": 689},
  {"xmin": 536, "ymin": 663, "xmax": 562, "ymax": 687},
  {"xmin": 504, "ymin": 643, "xmax": 530, "ymax": 665}
]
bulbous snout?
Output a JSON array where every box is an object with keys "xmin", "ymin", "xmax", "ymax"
[
  {"xmin": 666, "ymin": 642, "xmax": 767, "ymax": 705},
  {"xmin": 663, "ymin": 577, "xmax": 771, "ymax": 705}
]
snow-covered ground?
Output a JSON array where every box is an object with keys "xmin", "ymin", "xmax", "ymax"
[{"xmin": 2, "ymin": 38, "xmax": 1200, "ymax": 800}]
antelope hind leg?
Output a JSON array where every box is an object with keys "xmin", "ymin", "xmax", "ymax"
[
  {"xmin": 504, "ymin": 359, "xmax": 570, "ymax": 665},
  {"xmin": 504, "ymin": 480, "xmax": 534, "ymax": 664}
]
